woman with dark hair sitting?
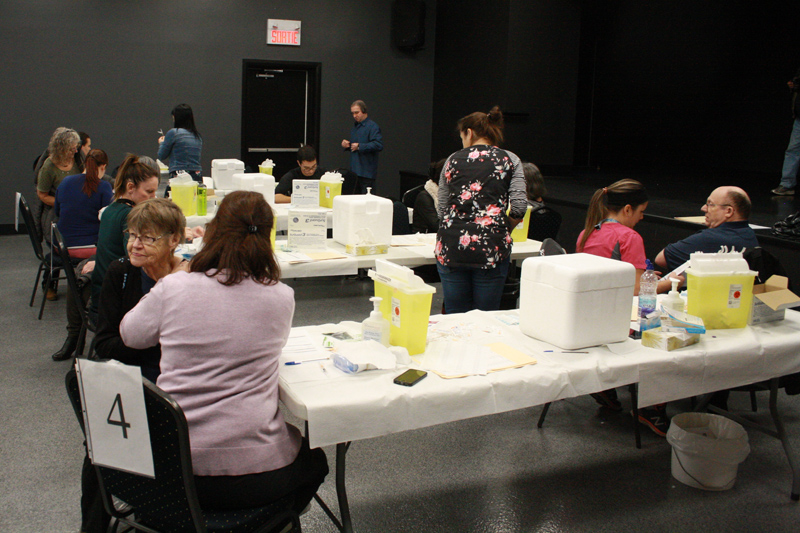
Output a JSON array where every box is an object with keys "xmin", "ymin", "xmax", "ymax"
[
  {"xmin": 120, "ymin": 190, "xmax": 328, "ymax": 514},
  {"xmin": 412, "ymin": 159, "xmax": 445, "ymax": 234}
]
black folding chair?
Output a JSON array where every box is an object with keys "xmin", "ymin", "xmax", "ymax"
[
  {"xmin": 51, "ymin": 224, "xmax": 95, "ymax": 357},
  {"xmin": 18, "ymin": 194, "xmax": 65, "ymax": 318},
  {"xmin": 65, "ymin": 367, "xmax": 303, "ymax": 532}
]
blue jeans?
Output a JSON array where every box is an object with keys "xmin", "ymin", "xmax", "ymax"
[
  {"xmin": 781, "ymin": 118, "xmax": 800, "ymax": 189},
  {"xmin": 437, "ymin": 257, "xmax": 510, "ymax": 313}
]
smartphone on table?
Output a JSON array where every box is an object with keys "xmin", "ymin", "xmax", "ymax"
[{"xmin": 393, "ymin": 369, "xmax": 428, "ymax": 387}]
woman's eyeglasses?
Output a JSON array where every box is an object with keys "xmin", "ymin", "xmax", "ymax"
[{"xmin": 125, "ymin": 231, "xmax": 170, "ymax": 246}]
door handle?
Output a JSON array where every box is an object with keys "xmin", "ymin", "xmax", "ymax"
[{"xmin": 247, "ymin": 148, "xmax": 300, "ymax": 153}]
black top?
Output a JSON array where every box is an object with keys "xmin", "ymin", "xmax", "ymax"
[
  {"xmin": 412, "ymin": 189, "xmax": 439, "ymax": 233},
  {"xmin": 275, "ymin": 166, "xmax": 326, "ymax": 196},
  {"xmin": 94, "ymin": 258, "xmax": 161, "ymax": 381}
]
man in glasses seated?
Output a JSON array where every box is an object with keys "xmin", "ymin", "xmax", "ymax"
[
  {"xmin": 655, "ymin": 186, "xmax": 759, "ymax": 273},
  {"xmin": 274, "ymin": 145, "xmax": 326, "ymax": 204}
]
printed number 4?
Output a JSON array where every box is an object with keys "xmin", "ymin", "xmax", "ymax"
[{"xmin": 107, "ymin": 393, "xmax": 131, "ymax": 439}]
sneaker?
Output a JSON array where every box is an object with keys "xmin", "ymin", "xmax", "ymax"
[
  {"xmin": 771, "ymin": 185, "xmax": 795, "ymax": 196},
  {"xmin": 46, "ymin": 288, "xmax": 58, "ymax": 301},
  {"xmin": 591, "ymin": 389, "xmax": 622, "ymax": 411},
  {"xmin": 634, "ymin": 406, "xmax": 669, "ymax": 437}
]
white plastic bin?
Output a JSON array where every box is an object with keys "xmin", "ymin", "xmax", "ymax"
[
  {"xmin": 211, "ymin": 159, "xmax": 245, "ymax": 190},
  {"xmin": 666, "ymin": 412, "xmax": 750, "ymax": 491},
  {"xmin": 332, "ymin": 191, "xmax": 393, "ymax": 247}
]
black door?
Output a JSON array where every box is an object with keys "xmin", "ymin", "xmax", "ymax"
[{"xmin": 241, "ymin": 60, "xmax": 321, "ymax": 177}]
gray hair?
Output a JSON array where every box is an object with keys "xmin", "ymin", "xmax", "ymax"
[{"xmin": 48, "ymin": 127, "xmax": 80, "ymax": 167}]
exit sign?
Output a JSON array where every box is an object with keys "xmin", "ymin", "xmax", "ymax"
[{"xmin": 267, "ymin": 19, "xmax": 301, "ymax": 46}]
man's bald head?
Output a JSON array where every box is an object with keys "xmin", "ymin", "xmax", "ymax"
[{"xmin": 702, "ymin": 186, "xmax": 751, "ymax": 227}]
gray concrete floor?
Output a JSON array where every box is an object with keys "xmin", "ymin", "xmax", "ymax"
[{"xmin": 2, "ymin": 233, "xmax": 800, "ymax": 532}]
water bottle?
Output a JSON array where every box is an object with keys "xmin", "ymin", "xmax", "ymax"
[{"xmin": 639, "ymin": 259, "xmax": 658, "ymax": 331}]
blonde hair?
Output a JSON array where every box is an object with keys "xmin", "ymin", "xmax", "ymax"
[{"xmin": 48, "ymin": 127, "xmax": 80, "ymax": 167}]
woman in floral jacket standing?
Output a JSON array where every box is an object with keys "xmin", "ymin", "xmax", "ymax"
[{"xmin": 435, "ymin": 106, "xmax": 527, "ymax": 313}]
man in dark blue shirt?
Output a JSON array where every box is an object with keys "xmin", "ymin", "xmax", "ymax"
[
  {"xmin": 655, "ymin": 186, "xmax": 759, "ymax": 272},
  {"xmin": 341, "ymin": 100, "xmax": 383, "ymax": 193}
]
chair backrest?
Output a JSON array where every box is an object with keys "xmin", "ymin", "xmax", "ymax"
[
  {"xmin": 65, "ymin": 367, "xmax": 207, "ymax": 533},
  {"xmin": 401, "ymin": 184, "xmax": 424, "ymax": 209},
  {"xmin": 392, "ymin": 200, "xmax": 412, "ymax": 235},
  {"xmin": 334, "ymin": 168, "xmax": 360, "ymax": 195},
  {"xmin": 528, "ymin": 206, "xmax": 562, "ymax": 242},
  {"xmin": 744, "ymin": 247, "xmax": 791, "ymax": 290},
  {"xmin": 18, "ymin": 194, "xmax": 45, "ymax": 261},
  {"xmin": 539, "ymin": 238, "xmax": 567, "ymax": 256},
  {"xmin": 51, "ymin": 224, "xmax": 88, "ymax": 325}
]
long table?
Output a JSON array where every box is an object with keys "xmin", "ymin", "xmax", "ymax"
[
  {"xmin": 279, "ymin": 310, "xmax": 800, "ymax": 531},
  {"xmin": 277, "ymin": 237, "xmax": 542, "ymax": 279},
  {"xmin": 185, "ymin": 204, "xmax": 333, "ymax": 232}
]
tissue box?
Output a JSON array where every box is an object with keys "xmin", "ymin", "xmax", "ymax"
[
  {"xmin": 641, "ymin": 327, "xmax": 701, "ymax": 351},
  {"xmin": 211, "ymin": 159, "xmax": 245, "ymax": 189},
  {"xmin": 519, "ymin": 253, "xmax": 635, "ymax": 349},
  {"xmin": 749, "ymin": 275, "xmax": 800, "ymax": 325},
  {"xmin": 332, "ymin": 193, "xmax": 393, "ymax": 247}
]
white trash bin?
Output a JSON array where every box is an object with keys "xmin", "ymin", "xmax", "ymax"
[{"xmin": 666, "ymin": 412, "xmax": 750, "ymax": 491}]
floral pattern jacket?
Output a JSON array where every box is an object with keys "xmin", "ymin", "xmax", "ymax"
[{"xmin": 435, "ymin": 145, "xmax": 527, "ymax": 269}]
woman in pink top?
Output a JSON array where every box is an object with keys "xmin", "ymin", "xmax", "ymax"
[{"xmin": 120, "ymin": 191, "xmax": 328, "ymax": 513}]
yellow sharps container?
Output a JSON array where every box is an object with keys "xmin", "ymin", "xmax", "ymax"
[
  {"xmin": 510, "ymin": 205, "xmax": 533, "ymax": 243},
  {"xmin": 368, "ymin": 259, "xmax": 436, "ymax": 355},
  {"xmin": 686, "ymin": 251, "xmax": 756, "ymax": 329}
]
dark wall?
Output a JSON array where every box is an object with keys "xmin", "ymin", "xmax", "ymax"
[
  {"xmin": 431, "ymin": 0, "xmax": 582, "ymax": 167},
  {"xmin": 580, "ymin": 1, "xmax": 800, "ymax": 187},
  {"xmin": 1, "ymin": 0, "xmax": 437, "ymax": 226}
]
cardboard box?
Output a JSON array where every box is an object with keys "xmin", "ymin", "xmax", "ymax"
[
  {"xmin": 748, "ymin": 275, "xmax": 800, "ymax": 325},
  {"xmin": 642, "ymin": 327, "xmax": 701, "ymax": 351}
]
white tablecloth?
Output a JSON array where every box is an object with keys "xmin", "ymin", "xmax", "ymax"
[{"xmin": 279, "ymin": 310, "xmax": 800, "ymax": 448}]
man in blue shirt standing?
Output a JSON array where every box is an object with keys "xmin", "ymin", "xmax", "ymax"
[{"xmin": 342, "ymin": 100, "xmax": 383, "ymax": 193}]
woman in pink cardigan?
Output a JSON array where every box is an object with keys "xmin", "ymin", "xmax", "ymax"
[{"xmin": 120, "ymin": 190, "xmax": 328, "ymax": 513}]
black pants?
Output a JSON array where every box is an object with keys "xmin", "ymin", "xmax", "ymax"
[
  {"xmin": 81, "ymin": 450, "xmax": 111, "ymax": 533},
  {"xmin": 66, "ymin": 283, "xmax": 91, "ymax": 337},
  {"xmin": 194, "ymin": 437, "xmax": 329, "ymax": 514}
]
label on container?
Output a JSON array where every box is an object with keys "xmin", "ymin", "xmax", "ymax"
[
  {"xmin": 392, "ymin": 297, "xmax": 401, "ymax": 327},
  {"xmin": 325, "ymin": 186, "xmax": 332, "ymax": 199},
  {"xmin": 727, "ymin": 284, "xmax": 743, "ymax": 308},
  {"xmin": 363, "ymin": 327, "xmax": 382, "ymax": 343}
]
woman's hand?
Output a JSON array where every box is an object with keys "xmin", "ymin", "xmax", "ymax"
[
  {"xmin": 184, "ymin": 226, "xmax": 205, "ymax": 241},
  {"xmin": 158, "ymin": 135, "xmax": 165, "ymax": 143},
  {"xmin": 81, "ymin": 261, "xmax": 96, "ymax": 275}
]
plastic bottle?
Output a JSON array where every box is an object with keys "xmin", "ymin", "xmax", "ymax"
[
  {"xmin": 362, "ymin": 296, "xmax": 390, "ymax": 347},
  {"xmin": 661, "ymin": 277, "xmax": 684, "ymax": 313},
  {"xmin": 638, "ymin": 259, "xmax": 658, "ymax": 331}
]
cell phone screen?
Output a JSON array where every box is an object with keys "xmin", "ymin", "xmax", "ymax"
[{"xmin": 393, "ymin": 369, "xmax": 428, "ymax": 386}]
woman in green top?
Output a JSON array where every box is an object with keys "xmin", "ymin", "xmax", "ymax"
[{"xmin": 37, "ymin": 128, "xmax": 80, "ymax": 245}]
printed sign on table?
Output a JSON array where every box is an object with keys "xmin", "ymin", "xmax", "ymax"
[
  {"xmin": 76, "ymin": 359, "xmax": 154, "ymax": 478},
  {"xmin": 291, "ymin": 179, "xmax": 321, "ymax": 207},
  {"xmin": 288, "ymin": 208, "xmax": 327, "ymax": 251}
]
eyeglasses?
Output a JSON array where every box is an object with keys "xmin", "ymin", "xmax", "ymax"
[
  {"xmin": 125, "ymin": 231, "xmax": 170, "ymax": 246},
  {"xmin": 705, "ymin": 200, "xmax": 732, "ymax": 209},
  {"xmin": 300, "ymin": 163, "xmax": 318, "ymax": 172}
]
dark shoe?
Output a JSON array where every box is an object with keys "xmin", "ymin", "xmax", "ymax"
[
  {"xmin": 634, "ymin": 406, "xmax": 669, "ymax": 437},
  {"xmin": 46, "ymin": 288, "xmax": 58, "ymax": 301},
  {"xmin": 591, "ymin": 389, "xmax": 622, "ymax": 411},
  {"xmin": 771, "ymin": 185, "xmax": 795, "ymax": 196},
  {"xmin": 52, "ymin": 336, "xmax": 78, "ymax": 361}
]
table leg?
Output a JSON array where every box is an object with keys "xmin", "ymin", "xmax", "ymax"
[
  {"xmin": 337, "ymin": 442, "xmax": 353, "ymax": 532},
  {"xmin": 767, "ymin": 379, "xmax": 800, "ymax": 501}
]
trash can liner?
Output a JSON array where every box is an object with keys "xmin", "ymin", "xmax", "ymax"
[{"xmin": 667, "ymin": 413, "xmax": 751, "ymax": 464}]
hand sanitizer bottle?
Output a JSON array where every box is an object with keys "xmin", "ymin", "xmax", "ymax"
[
  {"xmin": 662, "ymin": 277, "xmax": 684, "ymax": 313},
  {"xmin": 362, "ymin": 296, "xmax": 390, "ymax": 347}
]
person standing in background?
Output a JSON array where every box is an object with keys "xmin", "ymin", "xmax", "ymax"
[
  {"xmin": 342, "ymin": 100, "xmax": 383, "ymax": 193},
  {"xmin": 772, "ymin": 67, "xmax": 800, "ymax": 195},
  {"xmin": 158, "ymin": 103, "xmax": 203, "ymax": 182}
]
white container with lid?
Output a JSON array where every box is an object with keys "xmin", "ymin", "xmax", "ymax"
[
  {"xmin": 211, "ymin": 159, "xmax": 245, "ymax": 189},
  {"xmin": 519, "ymin": 253, "xmax": 636, "ymax": 349},
  {"xmin": 332, "ymin": 189, "xmax": 393, "ymax": 247}
]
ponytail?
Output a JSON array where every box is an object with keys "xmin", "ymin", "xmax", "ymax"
[
  {"xmin": 82, "ymin": 149, "xmax": 108, "ymax": 197},
  {"xmin": 577, "ymin": 179, "xmax": 647, "ymax": 252}
]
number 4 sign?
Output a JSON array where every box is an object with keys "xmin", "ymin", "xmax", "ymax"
[{"xmin": 76, "ymin": 359, "xmax": 155, "ymax": 478}]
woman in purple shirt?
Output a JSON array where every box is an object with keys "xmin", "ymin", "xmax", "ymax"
[{"xmin": 120, "ymin": 191, "xmax": 328, "ymax": 513}]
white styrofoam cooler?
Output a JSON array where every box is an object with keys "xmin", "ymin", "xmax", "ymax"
[
  {"xmin": 332, "ymin": 192, "xmax": 393, "ymax": 246},
  {"xmin": 231, "ymin": 172, "xmax": 276, "ymax": 206},
  {"xmin": 519, "ymin": 253, "xmax": 635, "ymax": 349},
  {"xmin": 211, "ymin": 159, "xmax": 245, "ymax": 189}
]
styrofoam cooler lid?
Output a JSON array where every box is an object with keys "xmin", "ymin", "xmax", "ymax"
[
  {"xmin": 521, "ymin": 253, "xmax": 635, "ymax": 292},
  {"xmin": 211, "ymin": 159, "xmax": 244, "ymax": 170}
]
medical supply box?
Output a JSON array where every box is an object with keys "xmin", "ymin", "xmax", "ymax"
[
  {"xmin": 519, "ymin": 253, "xmax": 636, "ymax": 349},
  {"xmin": 332, "ymin": 191, "xmax": 393, "ymax": 248},
  {"xmin": 748, "ymin": 275, "xmax": 800, "ymax": 325},
  {"xmin": 211, "ymin": 159, "xmax": 245, "ymax": 190},
  {"xmin": 368, "ymin": 259, "xmax": 436, "ymax": 355},
  {"xmin": 685, "ymin": 252, "xmax": 757, "ymax": 329}
]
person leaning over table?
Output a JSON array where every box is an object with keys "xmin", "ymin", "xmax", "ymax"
[
  {"xmin": 274, "ymin": 144, "xmax": 326, "ymax": 203},
  {"xmin": 576, "ymin": 178, "xmax": 673, "ymax": 436},
  {"xmin": 435, "ymin": 106, "xmax": 527, "ymax": 313},
  {"xmin": 654, "ymin": 185, "xmax": 759, "ymax": 274},
  {"xmin": 158, "ymin": 103, "xmax": 203, "ymax": 182},
  {"xmin": 78, "ymin": 199, "xmax": 186, "ymax": 533},
  {"xmin": 120, "ymin": 190, "xmax": 329, "ymax": 514}
]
